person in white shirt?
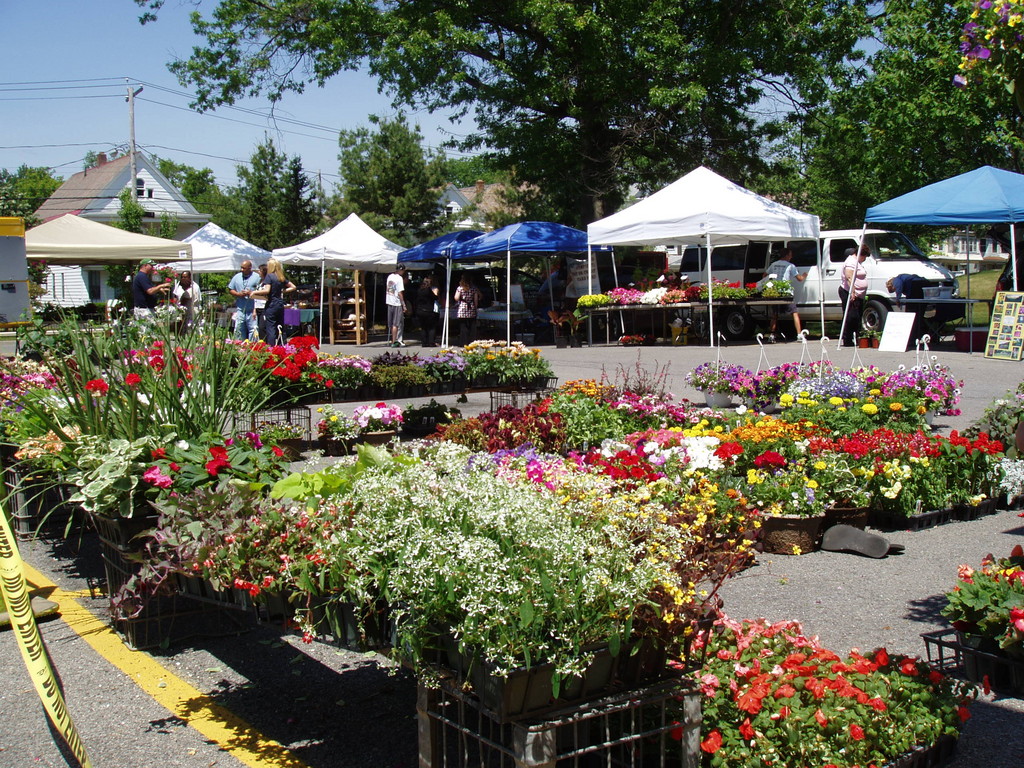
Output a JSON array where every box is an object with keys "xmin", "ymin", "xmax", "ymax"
[
  {"xmin": 764, "ymin": 248, "xmax": 807, "ymax": 339},
  {"xmin": 172, "ymin": 270, "xmax": 202, "ymax": 331},
  {"xmin": 385, "ymin": 264, "xmax": 409, "ymax": 347}
]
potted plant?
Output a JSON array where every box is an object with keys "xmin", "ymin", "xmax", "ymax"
[
  {"xmin": 740, "ymin": 452, "xmax": 828, "ymax": 555},
  {"xmin": 352, "ymin": 401, "xmax": 404, "ymax": 445},
  {"xmin": 256, "ymin": 420, "xmax": 306, "ymax": 461},
  {"xmin": 685, "ymin": 362, "xmax": 754, "ymax": 408},
  {"xmin": 401, "ymin": 400, "xmax": 461, "ymax": 438},
  {"xmin": 548, "ymin": 309, "xmax": 585, "ymax": 347},
  {"xmin": 942, "ymin": 546, "xmax": 1024, "ymax": 694},
  {"xmin": 695, "ymin": 617, "xmax": 975, "ymax": 767},
  {"xmin": 315, "ymin": 406, "xmax": 360, "ymax": 455}
]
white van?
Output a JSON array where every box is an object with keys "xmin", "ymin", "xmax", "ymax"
[{"xmin": 673, "ymin": 230, "xmax": 959, "ymax": 339}]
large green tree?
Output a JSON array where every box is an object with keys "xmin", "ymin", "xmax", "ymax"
[
  {"xmin": 333, "ymin": 115, "xmax": 447, "ymax": 244},
  {"xmin": 136, "ymin": 0, "xmax": 872, "ymax": 224},
  {"xmin": 760, "ymin": 0, "xmax": 1024, "ymax": 229},
  {"xmin": 223, "ymin": 138, "xmax": 319, "ymax": 250},
  {"xmin": 0, "ymin": 165, "xmax": 62, "ymax": 224}
]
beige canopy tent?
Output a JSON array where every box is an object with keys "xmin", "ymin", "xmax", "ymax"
[{"xmin": 26, "ymin": 214, "xmax": 191, "ymax": 263}]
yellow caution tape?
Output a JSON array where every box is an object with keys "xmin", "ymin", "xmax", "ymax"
[{"xmin": 0, "ymin": 508, "xmax": 92, "ymax": 768}]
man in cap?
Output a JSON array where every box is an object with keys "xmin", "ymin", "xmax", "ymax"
[
  {"xmin": 386, "ymin": 263, "xmax": 410, "ymax": 347},
  {"xmin": 132, "ymin": 259, "xmax": 170, "ymax": 318},
  {"xmin": 228, "ymin": 260, "xmax": 262, "ymax": 340}
]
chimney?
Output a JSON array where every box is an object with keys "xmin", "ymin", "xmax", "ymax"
[
  {"xmin": 475, "ymin": 179, "xmax": 485, "ymax": 199},
  {"xmin": 96, "ymin": 152, "xmax": 108, "ymax": 166}
]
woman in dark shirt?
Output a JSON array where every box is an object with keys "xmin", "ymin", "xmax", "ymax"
[
  {"xmin": 253, "ymin": 258, "xmax": 296, "ymax": 345},
  {"xmin": 416, "ymin": 275, "xmax": 440, "ymax": 347}
]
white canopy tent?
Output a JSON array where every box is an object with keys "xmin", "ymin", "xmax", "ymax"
[
  {"xmin": 273, "ymin": 213, "xmax": 413, "ymax": 340},
  {"xmin": 26, "ymin": 214, "xmax": 191, "ymax": 263},
  {"xmin": 587, "ymin": 166, "xmax": 821, "ymax": 346},
  {"xmin": 183, "ymin": 222, "xmax": 270, "ymax": 272}
]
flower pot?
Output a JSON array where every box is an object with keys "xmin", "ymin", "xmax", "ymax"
[
  {"xmin": 703, "ymin": 390, "xmax": 735, "ymax": 409},
  {"xmin": 360, "ymin": 429, "xmax": 398, "ymax": 447},
  {"xmin": 554, "ymin": 336, "xmax": 568, "ymax": 349},
  {"xmin": 871, "ymin": 338, "xmax": 880, "ymax": 348},
  {"xmin": 758, "ymin": 514, "xmax": 826, "ymax": 555},
  {"xmin": 402, "ymin": 417, "xmax": 439, "ymax": 438},
  {"xmin": 318, "ymin": 436, "xmax": 354, "ymax": 456},
  {"xmin": 824, "ymin": 505, "xmax": 869, "ymax": 530},
  {"xmin": 857, "ymin": 338, "xmax": 871, "ymax": 348}
]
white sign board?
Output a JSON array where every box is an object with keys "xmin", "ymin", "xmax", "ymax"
[
  {"xmin": 565, "ymin": 257, "xmax": 599, "ymax": 298},
  {"xmin": 878, "ymin": 311, "xmax": 917, "ymax": 352}
]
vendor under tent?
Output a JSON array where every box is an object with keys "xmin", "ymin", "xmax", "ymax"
[
  {"xmin": 864, "ymin": 165, "xmax": 1024, "ymax": 351},
  {"xmin": 586, "ymin": 166, "xmax": 821, "ymax": 348},
  {"xmin": 183, "ymin": 222, "xmax": 270, "ymax": 273},
  {"xmin": 272, "ymin": 213, "xmax": 415, "ymax": 342},
  {"xmin": 446, "ymin": 221, "xmax": 613, "ymax": 344},
  {"xmin": 26, "ymin": 214, "xmax": 191, "ymax": 264}
]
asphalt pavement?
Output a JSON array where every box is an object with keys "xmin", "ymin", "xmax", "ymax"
[{"xmin": 3, "ymin": 335, "xmax": 1024, "ymax": 767}]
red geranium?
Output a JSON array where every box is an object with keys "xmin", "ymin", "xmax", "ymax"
[{"xmin": 85, "ymin": 379, "xmax": 109, "ymax": 395}]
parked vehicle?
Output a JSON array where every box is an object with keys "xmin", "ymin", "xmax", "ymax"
[{"xmin": 672, "ymin": 230, "xmax": 959, "ymax": 339}]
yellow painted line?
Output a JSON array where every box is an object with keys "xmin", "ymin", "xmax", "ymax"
[{"xmin": 23, "ymin": 563, "xmax": 310, "ymax": 768}]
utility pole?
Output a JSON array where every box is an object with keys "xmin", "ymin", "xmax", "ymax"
[{"xmin": 126, "ymin": 81, "xmax": 144, "ymax": 196}]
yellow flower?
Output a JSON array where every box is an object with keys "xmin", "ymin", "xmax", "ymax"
[
  {"xmin": 829, "ymin": 396, "xmax": 844, "ymax": 406},
  {"xmin": 813, "ymin": 460, "xmax": 826, "ymax": 470},
  {"xmin": 861, "ymin": 403, "xmax": 879, "ymax": 415},
  {"xmin": 889, "ymin": 402, "xmax": 903, "ymax": 411},
  {"xmin": 792, "ymin": 545, "xmax": 802, "ymax": 555},
  {"xmin": 806, "ymin": 479, "xmax": 818, "ymax": 489}
]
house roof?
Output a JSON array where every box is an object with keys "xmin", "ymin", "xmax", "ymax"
[{"xmin": 34, "ymin": 153, "xmax": 209, "ymax": 224}]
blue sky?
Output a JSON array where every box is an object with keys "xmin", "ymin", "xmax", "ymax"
[{"xmin": 0, "ymin": 0, "xmax": 470, "ymax": 191}]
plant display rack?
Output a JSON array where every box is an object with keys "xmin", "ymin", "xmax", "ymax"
[
  {"xmin": 416, "ymin": 673, "xmax": 700, "ymax": 768},
  {"xmin": 922, "ymin": 628, "xmax": 1024, "ymax": 698},
  {"xmin": 237, "ymin": 406, "xmax": 312, "ymax": 443},
  {"xmin": 3, "ymin": 468, "xmax": 75, "ymax": 541},
  {"xmin": 326, "ymin": 270, "xmax": 367, "ymax": 344}
]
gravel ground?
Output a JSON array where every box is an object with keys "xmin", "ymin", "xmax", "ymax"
[{"xmin": 3, "ymin": 337, "xmax": 1024, "ymax": 767}]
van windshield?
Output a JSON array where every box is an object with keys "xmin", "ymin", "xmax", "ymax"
[{"xmin": 865, "ymin": 232, "xmax": 927, "ymax": 261}]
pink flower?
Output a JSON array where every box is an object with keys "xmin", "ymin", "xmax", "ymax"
[
  {"xmin": 1010, "ymin": 607, "xmax": 1024, "ymax": 633},
  {"xmin": 142, "ymin": 465, "xmax": 173, "ymax": 489}
]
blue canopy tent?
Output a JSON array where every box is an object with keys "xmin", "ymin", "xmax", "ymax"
[
  {"xmin": 446, "ymin": 222, "xmax": 613, "ymax": 344},
  {"xmin": 398, "ymin": 229, "xmax": 483, "ymax": 263},
  {"xmin": 866, "ymin": 165, "xmax": 1023, "ymax": 289},
  {"xmin": 864, "ymin": 166, "xmax": 1024, "ymax": 350}
]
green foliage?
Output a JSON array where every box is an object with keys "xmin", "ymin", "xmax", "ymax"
[
  {"xmin": 336, "ymin": 115, "xmax": 448, "ymax": 244},
  {"xmin": 115, "ymin": 188, "xmax": 146, "ymax": 233},
  {"xmin": 136, "ymin": 0, "xmax": 873, "ymax": 224},
  {"xmin": 0, "ymin": 165, "xmax": 61, "ymax": 224},
  {"xmin": 548, "ymin": 392, "xmax": 631, "ymax": 451},
  {"xmin": 763, "ymin": 0, "xmax": 1024, "ymax": 229},
  {"xmin": 222, "ymin": 138, "xmax": 319, "ymax": 250}
]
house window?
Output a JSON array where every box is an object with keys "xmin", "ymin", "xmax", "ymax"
[
  {"xmin": 86, "ymin": 270, "xmax": 102, "ymax": 302},
  {"xmin": 135, "ymin": 177, "xmax": 145, "ymax": 198}
]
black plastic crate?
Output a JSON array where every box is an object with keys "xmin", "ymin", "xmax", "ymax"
[
  {"xmin": 922, "ymin": 628, "xmax": 1024, "ymax": 697},
  {"xmin": 417, "ymin": 674, "xmax": 700, "ymax": 768},
  {"xmin": 869, "ymin": 506, "xmax": 955, "ymax": 532},
  {"xmin": 235, "ymin": 407, "xmax": 313, "ymax": 441}
]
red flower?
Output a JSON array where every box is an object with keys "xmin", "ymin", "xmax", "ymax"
[
  {"xmin": 814, "ymin": 708, "xmax": 828, "ymax": 727},
  {"xmin": 898, "ymin": 658, "xmax": 919, "ymax": 676},
  {"xmin": 753, "ymin": 450, "xmax": 787, "ymax": 469},
  {"xmin": 151, "ymin": 447, "xmax": 167, "ymax": 459},
  {"xmin": 699, "ymin": 730, "xmax": 722, "ymax": 754},
  {"xmin": 205, "ymin": 445, "xmax": 232, "ymax": 476},
  {"xmin": 125, "ymin": 372, "xmax": 142, "ymax": 387},
  {"xmin": 874, "ymin": 649, "xmax": 889, "ymax": 667},
  {"xmin": 773, "ymin": 684, "xmax": 796, "ymax": 699},
  {"xmin": 958, "ymin": 705, "xmax": 971, "ymax": 722},
  {"xmin": 85, "ymin": 379, "xmax": 109, "ymax": 395},
  {"xmin": 849, "ymin": 723, "xmax": 865, "ymax": 741},
  {"xmin": 739, "ymin": 718, "xmax": 755, "ymax": 740},
  {"xmin": 271, "ymin": 446, "xmax": 284, "ymax": 457}
]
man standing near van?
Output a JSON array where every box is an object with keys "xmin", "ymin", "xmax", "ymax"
[
  {"xmin": 839, "ymin": 245, "xmax": 870, "ymax": 346},
  {"xmin": 765, "ymin": 248, "xmax": 806, "ymax": 339}
]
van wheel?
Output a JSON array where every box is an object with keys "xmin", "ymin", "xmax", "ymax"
[
  {"xmin": 861, "ymin": 299, "xmax": 889, "ymax": 334},
  {"xmin": 720, "ymin": 308, "xmax": 754, "ymax": 340}
]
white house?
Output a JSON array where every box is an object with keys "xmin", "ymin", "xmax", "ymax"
[{"xmin": 34, "ymin": 152, "xmax": 209, "ymax": 306}]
